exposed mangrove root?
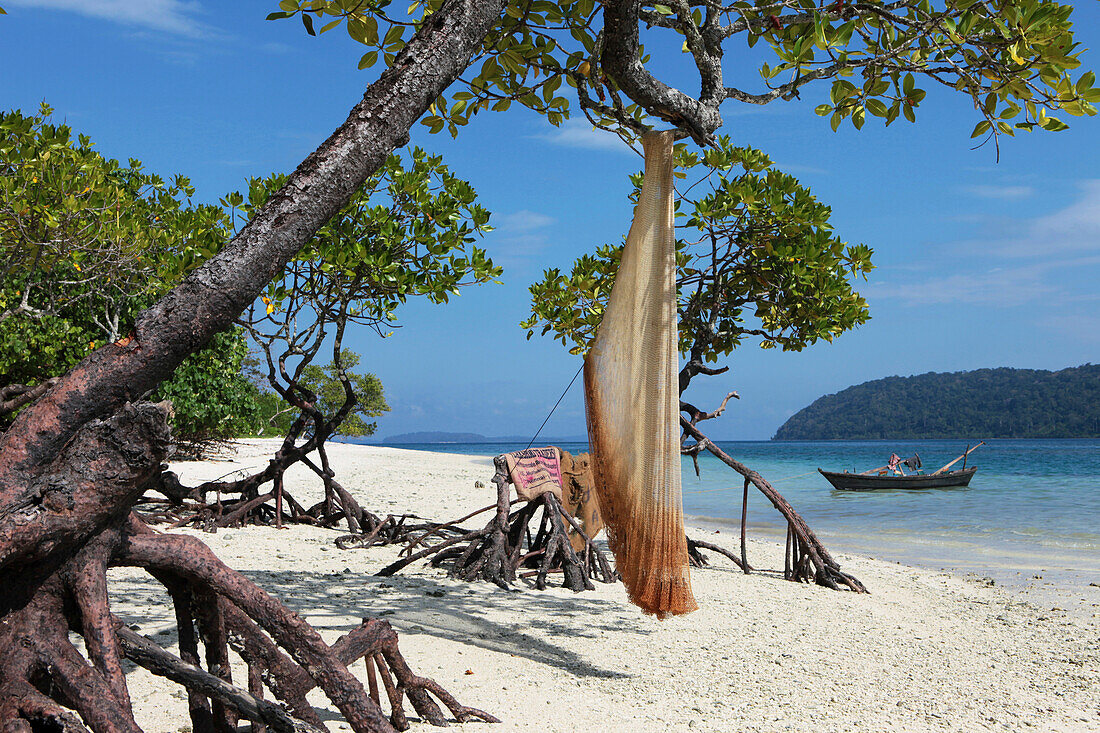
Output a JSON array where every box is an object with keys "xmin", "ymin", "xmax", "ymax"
[
  {"xmin": 680, "ymin": 417, "xmax": 867, "ymax": 593},
  {"xmin": 136, "ymin": 405, "xmax": 381, "ymax": 534},
  {"xmin": 139, "ymin": 457, "xmax": 378, "ymax": 534},
  {"xmin": 377, "ymin": 456, "xmax": 616, "ymax": 592},
  {"xmin": 334, "ymin": 513, "xmax": 468, "ymax": 551},
  {"xmin": 0, "ymin": 458, "xmax": 497, "ymax": 732},
  {"xmin": 686, "ymin": 536, "xmax": 751, "ymax": 571}
]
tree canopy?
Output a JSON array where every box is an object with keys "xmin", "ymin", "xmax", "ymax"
[
  {"xmin": 0, "ymin": 104, "xmax": 228, "ymax": 338},
  {"xmin": 275, "ymin": 0, "xmax": 1096, "ymax": 149},
  {"xmin": 521, "ymin": 138, "xmax": 873, "ymax": 373},
  {"xmin": 299, "ymin": 349, "xmax": 389, "ymax": 437},
  {"xmin": 232, "ymin": 148, "xmax": 498, "ymax": 444},
  {"xmin": 278, "ymin": 0, "xmax": 1095, "ymax": 404},
  {"xmin": 0, "ymin": 105, "xmax": 260, "ymax": 443}
]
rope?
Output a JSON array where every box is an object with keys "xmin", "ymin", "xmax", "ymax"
[
  {"xmin": 524, "ymin": 362, "xmax": 585, "ymax": 451},
  {"xmin": 520, "ymin": 370, "xmax": 819, "ymax": 493},
  {"xmin": 683, "ymin": 469, "xmax": 818, "ymax": 493}
]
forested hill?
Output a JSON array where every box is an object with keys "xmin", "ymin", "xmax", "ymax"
[{"xmin": 773, "ymin": 365, "xmax": 1100, "ymax": 440}]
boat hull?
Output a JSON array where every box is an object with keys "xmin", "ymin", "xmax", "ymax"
[{"xmin": 818, "ymin": 466, "xmax": 977, "ymax": 491}]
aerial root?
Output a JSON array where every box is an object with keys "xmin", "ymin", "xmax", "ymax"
[
  {"xmin": 0, "ymin": 570, "xmax": 141, "ymax": 733},
  {"xmin": 364, "ymin": 620, "xmax": 500, "ymax": 728},
  {"xmin": 681, "ymin": 418, "xmax": 868, "ymax": 593}
]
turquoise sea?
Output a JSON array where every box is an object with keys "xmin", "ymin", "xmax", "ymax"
[{"xmin": 365, "ymin": 439, "xmax": 1100, "ymax": 593}]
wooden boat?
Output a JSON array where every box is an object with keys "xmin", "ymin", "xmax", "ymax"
[
  {"xmin": 820, "ymin": 442, "xmax": 983, "ymax": 491},
  {"xmin": 818, "ymin": 466, "xmax": 977, "ymax": 491}
]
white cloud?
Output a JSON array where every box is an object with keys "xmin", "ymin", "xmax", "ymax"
[
  {"xmin": 867, "ymin": 253, "xmax": 1100, "ymax": 307},
  {"xmin": 866, "ymin": 266, "xmax": 1053, "ymax": 307},
  {"xmin": 1036, "ymin": 313, "xmax": 1100, "ymax": 344},
  {"xmin": 962, "ymin": 184, "xmax": 1035, "ymax": 200},
  {"xmin": 967, "ymin": 179, "xmax": 1100, "ymax": 257},
  {"xmin": 533, "ymin": 120, "xmax": 635, "ymax": 153},
  {"xmin": 1019, "ymin": 179, "xmax": 1100, "ymax": 251},
  {"xmin": 259, "ymin": 41, "xmax": 294, "ymax": 55},
  {"xmin": 484, "ymin": 210, "xmax": 558, "ymax": 273},
  {"xmin": 7, "ymin": 0, "xmax": 210, "ymax": 37},
  {"xmin": 497, "ymin": 210, "xmax": 554, "ymax": 232},
  {"xmin": 486, "ymin": 211, "xmax": 563, "ymax": 274}
]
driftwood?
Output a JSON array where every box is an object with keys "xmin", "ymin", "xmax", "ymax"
[{"xmin": 376, "ymin": 455, "xmax": 616, "ymax": 592}]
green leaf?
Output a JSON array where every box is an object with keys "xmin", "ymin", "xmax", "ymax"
[
  {"xmin": 383, "ymin": 24, "xmax": 403, "ymax": 47},
  {"xmin": 970, "ymin": 120, "xmax": 992, "ymax": 138},
  {"xmin": 358, "ymin": 51, "xmax": 378, "ymax": 69},
  {"xmin": 866, "ymin": 99, "xmax": 888, "ymax": 117}
]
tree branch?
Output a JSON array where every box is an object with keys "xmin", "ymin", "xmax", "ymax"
[
  {"xmin": 0, "ymin": 0, "xmax": 508, "ymax": 484},
  {"xmin": 602, "ymin": 0, "xmax": 722, "ymax": 143}
]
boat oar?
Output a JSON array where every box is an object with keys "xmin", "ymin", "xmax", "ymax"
[{"xmin": 932, "ymin": 441, "xmax": 985, "ymax": 475}]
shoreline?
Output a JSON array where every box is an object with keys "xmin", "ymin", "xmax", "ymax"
[
  {"xmin": 112, "ymin": 439, "xmax": 1099, "ymax": 731},
  {"xmin": 343, "ymin": 439, "xmax": 1100, "ymax": 599},
  {"xmin": 684, "ymin": 512, "xmax": 1100, "ymax": 621}
]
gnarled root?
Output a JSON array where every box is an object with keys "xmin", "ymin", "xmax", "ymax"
[
  {"xmin": 377, "ymin": 457, "xmax": 616, "ymax": 592},
  {"xmin": 0, "ymin": 513, "xmax": 498, "ymax": 732},
  {"xmin": 686, "ymin": 536, "xmax": 751, "ymax": 571}
]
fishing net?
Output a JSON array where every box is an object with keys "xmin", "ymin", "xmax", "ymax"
[{"xmin": 583, "ymin": 130, "xmax": 697, "ymax": 618}]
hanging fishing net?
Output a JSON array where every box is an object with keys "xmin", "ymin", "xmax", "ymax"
[{"xmin": 584, "ymin": 130, "xmax": 697, "ymax": 618}]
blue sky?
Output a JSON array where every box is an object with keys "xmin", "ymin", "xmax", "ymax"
[{"xmin": 3, "ymin": 1, "xmax": 1099, "ymax": 440}]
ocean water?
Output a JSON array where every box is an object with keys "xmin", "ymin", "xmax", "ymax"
[{"xmin": 362, "ymin": 439, "xmax": 1100, "ymax": 591}]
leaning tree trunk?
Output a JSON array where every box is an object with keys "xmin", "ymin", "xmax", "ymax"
[{"xmin": 0, "ymin": 2, "xmax": 508, "ymax": 730}]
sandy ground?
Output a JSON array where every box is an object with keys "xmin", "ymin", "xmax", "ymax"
[{"xmin": 110, "ymin": 440, "xmax": 1100, "ymax": 732}]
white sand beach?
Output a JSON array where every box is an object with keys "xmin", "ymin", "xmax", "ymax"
[{"xmin": 110, "ymin": 440, "xmax": 1100, "ymax": 732}]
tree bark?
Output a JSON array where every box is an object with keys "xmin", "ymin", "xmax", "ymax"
[
  {"xmin": 0, "ymin": 0, "xmax": 507, "ymax": 487},
  {"xmin": 0, "ymin": 2, "xmax": 509, "ymax": 729}
]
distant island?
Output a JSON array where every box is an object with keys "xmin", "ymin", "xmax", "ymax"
[
  {"xmin": 773, "ymin": 364, "xmax": 1100, "ymax": 440},
  {"xmin": 372, "ymin": 431, "xmax": 588, "ymax": 445}
]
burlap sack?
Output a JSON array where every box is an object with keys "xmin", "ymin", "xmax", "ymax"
[
  {"xmin": 559, "ymin": 449, "xmax": 604, "ymax": 553},
  {"xmin": 502, "ymin": 447, "xmax": 563, "ymax": 501}
]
